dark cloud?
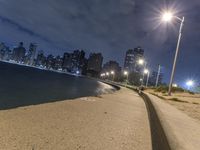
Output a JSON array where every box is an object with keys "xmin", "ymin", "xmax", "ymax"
[{"xmin": 0, "ymin": 0, "xmax": 199, "ymax": 84}]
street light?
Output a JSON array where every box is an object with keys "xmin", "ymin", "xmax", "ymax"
[
  {"xmin": 138, "ymin": 59, "xmax": 144, "ymax": 65},
  {"xmin": 111, "ymin": 70, "xmax": 115, "ymax": 81},
  {"xmin": 144, "ymin": 69, "xmax": 150, "ymax": 88},
  {"xmin": 123, "ymin": 71, "xmax": 129, "ymax": 86},
  {"xmin": 172, "ymin": 83, "xmax": 178, "ymax": 88},
  {"xmin": 138, "ymin": 58, "xmax": 147, "ymax": 86},
  {"xmin": 162, "ymin": 11, "xmax": 173, "ymax": 22},
  {"xmin": 186, "ymin": 80, "xmax": 194, "ymax": 90},
  {"xmin": 162, "ymin": 11, "xmax": 185, "ymax": 95}
]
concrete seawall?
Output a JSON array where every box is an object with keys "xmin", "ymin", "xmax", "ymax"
[{"xmin": 144, "ymin": 92, "xmax": 200, "ymax": 150}]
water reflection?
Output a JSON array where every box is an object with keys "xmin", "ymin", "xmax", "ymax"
[{"xmin": 0, "ymin": 62, "xmax": 115, "ymax": 110}]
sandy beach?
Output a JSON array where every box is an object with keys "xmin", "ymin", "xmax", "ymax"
[{"xmin": 0, "ymin": 88, "xmax": 151, "ymax": 150}]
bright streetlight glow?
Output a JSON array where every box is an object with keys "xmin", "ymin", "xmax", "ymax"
[
  {"xmin": 111, "ymin": 71, "xmax": 115, "ymax": 75},
  {"xmin": 101, "ymin": 73, "xmax": 105, "ymax": 77},
  {"xmin": 138, "ymin": 59, "xmax": 144, "ymax": 65},
  {"xmin": 172, "ymin": 83, "xmax": 178, "ymax": 87},
  {"xmin": 162, "ymin": 11, "xmax": 173, "ymax": 22},
  {"xmin": 186, "ymin": 80, "xmax": 194, "ymax": 87},
  {"xmin": 144, "ymin": 69, "xmax": 149, "ymax": 74},
  {"xmin": 106, "ymin": 72, "xmax": 110, "ymax": 76},
  {"xmin": 124, "ymin": 71, "xmax": 128, "ymax": 75}
]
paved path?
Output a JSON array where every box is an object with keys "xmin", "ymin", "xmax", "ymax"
[{"xmin": 0, "ymin": 87, "xmax": 152, "ymax": 150}]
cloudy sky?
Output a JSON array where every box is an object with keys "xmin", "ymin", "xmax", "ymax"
[{"xmin": 0, "ymin": 0, "xmax": 199, "ymax": 85}]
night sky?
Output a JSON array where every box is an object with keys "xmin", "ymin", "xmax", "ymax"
[{"xmin": 0, "ymin": 0, "xmax": 199, "ymax": 86}]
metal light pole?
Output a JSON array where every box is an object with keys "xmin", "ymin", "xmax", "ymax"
[
  {"xmin": 111, "ymin": 71, "xmax": 115, "ymax": 81},
  {"xmin": 155, "ymin": 64, "xmax": 161, "ymax": 87},
  {"xmin": 124, "ymin": 71, "xmax": 129, "ymax": 86},
  {"xmin": 141, "ymin": 61, "xmax": 147, "ymax": 86},
  {"xmin": 146, "ymin": 71, "xmax": 150, "ymax": 88},
  {"xmin": 168, "ymin": 16, "xmax": 185, "ymax": 95}
]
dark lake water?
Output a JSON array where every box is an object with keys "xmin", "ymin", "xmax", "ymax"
[{"xmin": 0, "ymin": 61, "xmax": 115, "ymax": 110}]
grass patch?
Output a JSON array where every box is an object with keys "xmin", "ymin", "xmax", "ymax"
[
  {"xmin": 192, "ymin": 102, "xmax": 199, "ymax": 105},
  {"xmin": 150, "ymin": 92, "xmax": 166, "ymax": 100},
  {"xmin": 168, "ymin": 98, "xmax": 189, "ymax": 103},
  {"xmin": 188, "ymin": 91, "xmax": 195, "ymax": 95},
  {"xmin": 154, "ymin": 85, "xmax": 184, "ymax": 93}
]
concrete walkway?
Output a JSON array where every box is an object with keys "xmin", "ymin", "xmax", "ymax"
[
  {"xmin": 0, "ymin": 88, "xmax": 152, "ymax": 150},
  {"xmin": 146, "ymin": 92, "xmax": 200, "ymax": 150}
]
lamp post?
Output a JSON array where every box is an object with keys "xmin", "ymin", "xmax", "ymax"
[
  {"xmin": 186, "ymin": 80, "xmax": 194, "ymax": 91},
  {"xmin": 111, "ymin": 71, "xmax": 115, "ymax": 81},
  {"xmin": 162, "ymin": 11, "xmax": 185, "ymax": 95},
  {"xmin": 144, "ymin": 69, "xmax": 150, "ymax": 88},
  {"xmin": 137, "ymin": 58, "xmax": 147, "ymax": 86},
  {"xmin": 155, "ymin": 64, "xmax": 161, "ymax": 87},
  {"xmin": 124, "ymin": 71, "xmax": 129, "ymax": 86}
]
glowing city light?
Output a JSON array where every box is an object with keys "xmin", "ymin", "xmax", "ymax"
[
  {"xmin": 138, "ymin": 59, "xmax": 144, "ymax": 65},
  {"xmin": 186, "ymin": 80, "xmax": 194, "ymax": 87},
  {"xmin": 111, "ymin": 71, "xmax": 115, "ymax": 75},
  {"xmin": 162, "ymin": 11, "xmax": 173, "ymax": 22},
  {"xmin": 124, "ymin": 71, "xmax": 128, "ymax": 75},
  {"xmin": 172, "ymin": 83, "xmax": 178, "ymax": 87},
  {"xmin": 144, "ymin": 69, "xmax": 149, "ymax": 74}
]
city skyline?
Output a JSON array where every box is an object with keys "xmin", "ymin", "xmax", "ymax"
[{"xmin": 0, "ymin": 0, "xmax": 199, "ymax": 86}]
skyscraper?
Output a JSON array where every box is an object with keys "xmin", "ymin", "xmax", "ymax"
[
  {"xmin": 62, "ymin": 52, "xmax": 72, "ymax": 71},
  {"xmin": 12, "ymin": 42, "xmax": 26, "ymax": 63},
  {"xmin": 87, "ymin": 53, "xmax": 103, "ymax": 77},
  {"xmin": 36, "ymin": 50, "xmax": 46, "ymax": 67},
  {"xmin": 62, "ymin": 50, "xmax": 86, "ymax": 73},
  {"xmin": 124, "ymin": 47, "xmax": 144, "ymax": 72},
  {"xmin": 102, "ymin": 60, "xmax": 121, "ymax": 74},
  {"xmin": 27, "ymin": 43, "xmax": 37, "ymax": 65}
]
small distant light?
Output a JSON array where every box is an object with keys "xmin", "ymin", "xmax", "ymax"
[
  {"xmin": 111, "ymin": 71, "xmax": 115, "ymax": 75},
  {"xmin": 172, "ymin": 83, "xmax": 178, "ymax": 87},
  {"xmin": 144, "ymin": 69, "xmax": 149, "ymax": 74},
  {"xmin": 138, "ymin": 59, "xmax": 144, "ymax": 65},
  {"xmin": 124, "ymin": 71, "xmax": 128, "ymax": 75},
  {"xmin": 101, "ymin": 73, "xmax": 105, "ymax": 77},
  {"xmin": 106, "ymin": 72, "xmax": 110, "ymax": 76},
  {"xmin": 140, "ymin": 78, "xmax": 143, "ymax": 81},
  {"xmin": 76, "ymin": 70, "xmax": 80, "ymax": 74}
]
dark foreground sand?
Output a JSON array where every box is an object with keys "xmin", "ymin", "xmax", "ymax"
[{"xmin": 0, "ymin": 87, "xmax": 151, "ymax": 150}]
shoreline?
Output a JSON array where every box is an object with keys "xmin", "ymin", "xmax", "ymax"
[{"xmin": 0, "ymin": 61, "xmax": 118, "ymax": 110}]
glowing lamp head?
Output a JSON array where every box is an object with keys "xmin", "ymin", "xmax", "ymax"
[
  {"xmin": 172, "ymin": 83, "xmax": 178, "ymax": 87},
  {"xmin": 162, "ymin": 11, "xmax": 173, "ymax": 22},
  {"xmin": 186, "ymin": 80, "xmax": 194, "ymax": 87},
  {"xmin": 144, "ymin": 69, "xmax": 149, "ymax": 74},
  {"xmin": 111, "ymin": 71, "xmax": 115, "ymax": 75},
  {"xmin": 138, "ymin": 59, "xmax": 144, "ymax": 65},
  {"xmin": 106, "ymin": 72, "xmax": 110, "ymax": 76},
  {"xmin": 124, "ymin": 71, "xmax": 128, "ymax": 75}
]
